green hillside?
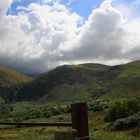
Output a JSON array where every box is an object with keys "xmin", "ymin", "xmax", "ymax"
[
  {"xmin": 17, "ymin": 64, "xmax": 99, "ymax": 101},
  {"xmin": 1, "ymin": 61, "xmax": 140, "ymax": 102},
  {"xmin": 0, "ymin": 65, "xmax": 32, "ymax": 102},
  {"xmin": 16, "ymin": 61, "xmax": 140, "ymax": 102},
  {"xmin": 99, "ymin": 61, "xmax": 140, "ymax": 99}
]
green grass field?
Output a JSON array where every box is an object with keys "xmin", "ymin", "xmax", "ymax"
[
  {"xmin": 0, "ymin": 111, "xmax": 139, "ymax": 140},
  {"xmin": 0, "ymin": 98, "xmax": 140, "ymax": 140}
]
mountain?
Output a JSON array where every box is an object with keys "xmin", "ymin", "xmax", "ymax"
[
  {"xmin": 0, "ymin": 65, "xmax": 32, "ymax": 102},
  {"xmin": 16, "ymin": 61, "xmax": 140, "ymax": 102},
  {"xmin": 16, "ymin": 64, "xmax": 108, "ymax": 101},
  {"xmin": 1, "ymin": 61, "xmax": 140, "ymax": 102}
]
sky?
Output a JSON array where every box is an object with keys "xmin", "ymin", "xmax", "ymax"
[{"xmin": 0, "ymin": 0, "xmax": 140, "ymax": 74}]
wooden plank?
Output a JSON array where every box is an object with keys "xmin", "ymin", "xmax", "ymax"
[
  {"xmin": 0, "ymin": 122, "xmax": 72, "ymax": 127},
  {"xmin": 71, "ymin": 102, "xmax": 89, "ymax": 140}
]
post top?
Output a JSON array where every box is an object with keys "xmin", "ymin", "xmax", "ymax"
[{"xmin": 71, "ymin": 102, "xmax": 87, "ymax": 106}]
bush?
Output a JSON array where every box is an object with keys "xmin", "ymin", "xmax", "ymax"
[
  {"xmin": 105, "ymin": 101, "xmax": 129, "ymax": 122},
  {"xmin": 0, "ymin": 103, "xmax": 13, "ymax": 118},
  {"xmin": 92, "ymin": 104, "xmax": 104, "ymax": 112},
  {"xmin": 107, "ymin": 111, "xmax": 140, "ymax": 131},
  {"xmin": 105, "ymin": 98, "xmax": 140, "ymax": 122},
  {"xmin": 12, "ymin": 104, "xmax": 70, "ymax": 121},
  {"xmin": 89, "ymin": 100, "xmax": 108, "ymax": 112}
]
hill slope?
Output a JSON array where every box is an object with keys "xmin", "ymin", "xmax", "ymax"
[
  {"xmin": 0, "ymin": 65, "xmax": 32, "ymax": 102},
  {"xmin": 17, "ymin": 64, "xmax": 104, "ymax": 101},
  {"xmin": 94, "ymin": 61, "xmax": 140, "ymax": 100},
  {"xmin": 16, "ymin": 61, "xmax": 140, "ymax": 102}
]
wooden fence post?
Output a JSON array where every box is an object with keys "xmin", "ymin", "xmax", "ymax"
[{"xmin": 71, "ymin": 102, "xmax": 89, "ymax": 140}]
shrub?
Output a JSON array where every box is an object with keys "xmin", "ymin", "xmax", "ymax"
[
  {"xmin": 0, "ymin": 103, "xmax": 13, "ymax": 118},
  {"xmin": 105, "ymin": 101, "xmax": 129, "ymax": 122},
  {"xmin": 105, "ymin": 98, "xmax": 140, "ymax": 122},
  {"xmin": 89, "ymin": 100, "xmax": 108, "ymax": 112},
  {"xmin": 92, "ymin": 104, "xmax": 104, "ymax": 112},
  {"xmin": 107, "ymin": 111, "xmax": 140, "ymax": 131}
]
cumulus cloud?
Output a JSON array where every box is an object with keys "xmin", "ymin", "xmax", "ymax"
[
  {"xmin": 0, "ymin": 0, "xmax": 140, "ymax": 74},
  {"xmin": 0, "ymin": 0, "xmax": 12, "ymax": 19},
  {"xmin": 0, "ymin": 0, "xmax": 81, "ymax": 73},
  {"xmin": 58, "ymin": 0, "xmax": 140, "ymax": 64},
  {"xmin": 41, "ymin": 0, "xmax": 59, "ymax": 3}
]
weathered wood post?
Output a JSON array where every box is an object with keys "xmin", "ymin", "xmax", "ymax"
[{"xmin": 71, "ymin": 102, "xmax": 89, "ymax": 140}]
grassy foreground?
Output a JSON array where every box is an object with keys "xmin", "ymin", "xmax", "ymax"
[
  {"xmin": 0, "ymin": 98, "xmax": 140, "ymax": 140},
  {"xmin": 0, "ymin": 112, "xmax": 139, "ymax": 140}
]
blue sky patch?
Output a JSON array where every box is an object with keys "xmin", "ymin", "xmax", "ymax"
[{"xmin": 8, "ymin": 0, "xmax": 140, "ymax": 19}]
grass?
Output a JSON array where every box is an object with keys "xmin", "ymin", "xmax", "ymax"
[
  {"xmin": 0, "ymin": 65, "xmax": 31, "ymax": 85},
  {"xmin": 90, "ymin": 136, "xmax": 140, "ymax": 140},
  {"xmin": 0, "ymin": 98, "xmax": 140, "ymax": 139},
  {"xmin": 0, "ymin": 127, "xmax": 139, "ymax": 140},
  {"xmin": 0, "ymin": 127, "xmax": 54, "ymax": 140},
  {"xmin": 0, "ymin": 111, "xmax": 139, "ymax": 140},
  {"xmin": 0, "ymin": 65, "xmax": 32, "ymax": 102},
  {"xmin": 42, "ymin": 84, "xmax": 92, "ymax": 102}
]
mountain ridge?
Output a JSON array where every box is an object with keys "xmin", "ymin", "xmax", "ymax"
[
  {"xmin": 17, "ymin": 61, "xmax": 140, "ymax": 102},
  {"xmin": 0, "ymin": 61, "xmax": 140, "ymax": 102}
]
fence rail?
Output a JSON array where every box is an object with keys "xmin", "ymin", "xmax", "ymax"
[{"xmin": 0, "ymin": 122, "xmax": 72, "ymax": 127}]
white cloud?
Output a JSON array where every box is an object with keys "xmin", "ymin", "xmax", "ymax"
[
  {"xmin": 66, "ymin": 0, "xmax": 74, "ymax": 6},
  {"xmin": 0, "ymin": 1, "xmax": 82, "ymax": 73},
  {"xmin": 0, "ymin": 0, "xmax": 12, "ymax": 19},
  {"xmin": 58, "ymin": 0, "xmax": 140, "ymax": 63},
  {"xmin": 41, "ymin": 0, "xmax": 59, "ymax": 4},
  {"xmin": 114, "ymin": 0, "xmax": 140, "ymax": 19},
  {"xmin": 0, "ymin": 0, "xmax": 140, "ymax": 73}
]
